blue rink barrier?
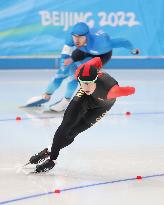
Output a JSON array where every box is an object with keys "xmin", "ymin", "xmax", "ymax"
[{"xmin": 0, "ymin": 58, "xmax": 164, "ymax": 69}]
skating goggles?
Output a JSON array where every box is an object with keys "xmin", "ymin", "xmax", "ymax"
[{"xmin": 78, "ymin": 76, "xmax": 98, "ymax": 83}]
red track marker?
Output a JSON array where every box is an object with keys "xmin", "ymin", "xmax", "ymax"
[
  {"xmin": 136, "ymin": 176, "xmax": 142, "ymax": 180},
  {"xmin": 16, "ymin": 116, "xmax": 21, "ymax": 121},
  {"xmin": 54, "ymin": 189, "xmax": 61, "ymax": 194},
  {"xmin": 125, "ymin": 111, "xmax": 131, "ymax": 116}
]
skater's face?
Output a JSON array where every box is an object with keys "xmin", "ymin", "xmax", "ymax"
[
  {"xmin": 80, "ymin": 82, "xmax": 96, "ymax": 95},
  {"xmin": 72, "ymin": 35, "xmax": 87, "ymax": 47}
]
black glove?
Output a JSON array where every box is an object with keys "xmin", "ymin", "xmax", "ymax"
[{"xmin": 131, "ymin": 48, "xmax": 140, "ymax": 55}]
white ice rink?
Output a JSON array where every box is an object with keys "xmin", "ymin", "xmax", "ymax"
[{"xmin": 0, "ymin": 69, "xmax": 164, "ymax": 205}]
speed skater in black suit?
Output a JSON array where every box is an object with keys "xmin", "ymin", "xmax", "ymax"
[{"xmin": 27, "ymin": 57, "xmax": 135, "ymax": 173}]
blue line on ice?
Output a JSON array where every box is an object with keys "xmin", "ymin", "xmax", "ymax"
[
  {"xmin": 0, "ymin": 173, "xmax": 164, "ymax": 205},
  {"xmin": 0, "ymin": 111, "xmax": 164, "ymax": 123}
]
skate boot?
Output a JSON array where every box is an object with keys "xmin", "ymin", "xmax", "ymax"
[
  {"xmin": 35, "ymin": 159, "xmax": 55, "ymax": 173},
  {"xmin": 49, "ymin": 98, "xmax": 70, "ymax": 112},
  {"xmin": 29, "ymin": 148, "xmax": 50, "ymax": 165}
]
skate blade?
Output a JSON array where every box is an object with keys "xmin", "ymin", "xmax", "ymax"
[
  {"xmin": 23, "ymin": 162, "xmax": 31, "ymax": 167},
  {"xmin": 28, "ymin": 171, "xmax": 48, "ymax": 175},
  {"xmin": 29, "ymin": 171, "xmax": 38, "ymax": 174},
  {"xmin": 27, "ymin": 170, "xmax": 55, "ymax": 176}
]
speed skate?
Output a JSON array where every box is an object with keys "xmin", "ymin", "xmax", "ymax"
[{"xmin": 20, "ymin": 95, "xmax": 49, "ymax": 108}]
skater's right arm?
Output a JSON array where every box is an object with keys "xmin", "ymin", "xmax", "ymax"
[
  {"xmin": 110, "ymin": 38, "xmax": 140, "ymax": 55},
  {"xmin": 61, "ymin": 45, "xmax": 74, "ymax": 66},
  {"xmin": 61, "ymin": 32, "xmax": 75, "ymax": 66}
]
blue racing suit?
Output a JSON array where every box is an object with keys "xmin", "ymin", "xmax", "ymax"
[{"xmin": 45, "ymin": 27, "xmax": 135, "ymax": 99}]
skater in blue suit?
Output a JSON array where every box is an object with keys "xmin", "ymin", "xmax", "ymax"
[{"xmin": 24, "ymin": 22, "xmax": 139, "ymax": 111}]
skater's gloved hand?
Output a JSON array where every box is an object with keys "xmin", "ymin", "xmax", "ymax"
[
  {"xmin": 107, "ymin": 85, "xmax": 135, "ymax": 99},
  {"xmin": 131, "ymin": 48, "xmax": 140, "ymax": 55},
  {"xmin": 75, "ymin": 57, "xmax": 102, "ymax": 80},
  {"xmin": 64, "ymin": 58, "xmax": 73, "ymax": 66},
  {"xmin": 42, "ymin": 93, "xmax": 51, "ymax": 100}
]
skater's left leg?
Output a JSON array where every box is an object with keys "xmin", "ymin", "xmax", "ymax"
[
  {"xmin": 64, "ymin": 77, "xmax": 78, "ymax": 99},
  {"xmin": 49, "ymin": 63, "xmax": 78, "ymax": 111},
  {"xmin": 45, "ymin": 66, "xmax": 70, "ymax": 95}
]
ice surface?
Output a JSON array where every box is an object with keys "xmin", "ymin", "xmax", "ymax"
[{"xmin": 0, "ymin": 69, "xmax": 164, "ymax": 205}]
